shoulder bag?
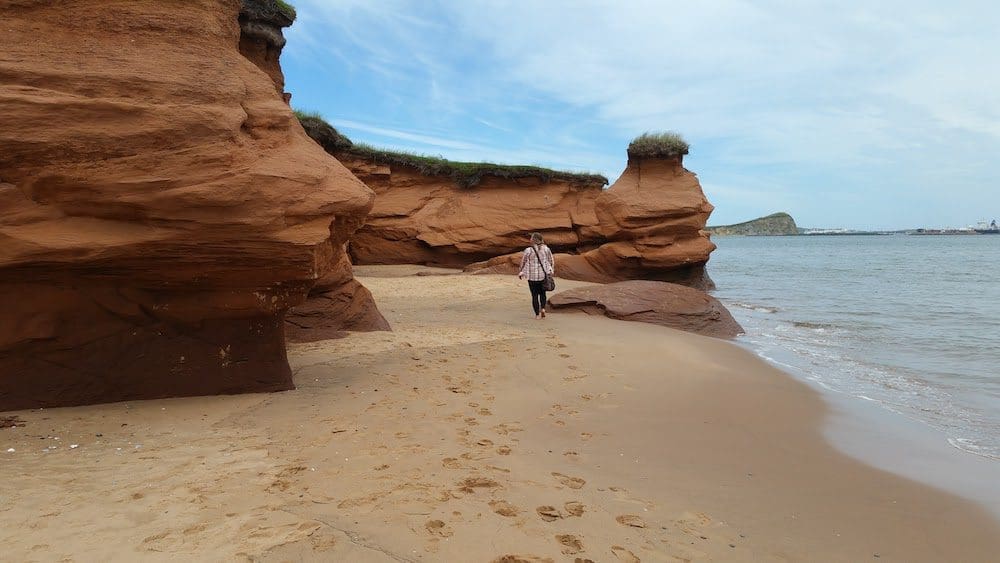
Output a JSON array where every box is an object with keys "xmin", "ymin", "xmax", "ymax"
[{"xmin": 531, "ymin": 245, "xmax": 556, "ymax": 291}]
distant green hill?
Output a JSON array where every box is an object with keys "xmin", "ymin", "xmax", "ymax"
[{"xmin": 706, "ymin": 212, "xmax": 799, "ymax": 236}]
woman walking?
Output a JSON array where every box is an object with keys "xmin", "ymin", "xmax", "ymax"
[{"xmin": 517, "ymin": 232, "xmax": 555, "ymax": 319}]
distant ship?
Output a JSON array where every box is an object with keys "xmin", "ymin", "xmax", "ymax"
[{"xmin": 974, "ymin": 219, "xmax": 999, "ymax": 234}]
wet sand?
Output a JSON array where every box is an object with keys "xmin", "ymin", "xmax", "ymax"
[{"xmin": 1, "ymin": 266, "xmax": 998, "ymax": 561}]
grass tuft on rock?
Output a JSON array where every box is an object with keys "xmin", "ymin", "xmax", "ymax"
[
  {"xmin": 627, "ymin": 131, "xmax": 689, "ymax": 159},
  {"xmin": 240, "ymin": 0, "xmax": 296, "ymax": 25},
  {"xmin": 293, "ymin": 113, "xmax": 607, "ymax": 189},
  {"xmin": 273, "ymin": 0, "xmax": 296, "ymax": 21},
  {"xmin": 295, "ymin": 111, "xmax": 353, "ymax": 152}
]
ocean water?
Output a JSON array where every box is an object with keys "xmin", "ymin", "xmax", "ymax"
[{"xmin": 709, "ymin": 235, "xmax": 1000, "ymax": 462}]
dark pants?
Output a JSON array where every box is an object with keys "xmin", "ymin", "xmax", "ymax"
[{"xmin": 528, "ymin": 280, "xmax": 547, "ymax": 315}]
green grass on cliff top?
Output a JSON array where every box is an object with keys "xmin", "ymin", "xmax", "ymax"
[
  {"xmin": 273, "ymin": 0, "xmax": 296, "ymax": 20},
  {"xmin": 627, "ymin": 131, "xmax": 690, "ymax": 158},
  {"xmin": 294, "ymin": 112, "xmax": 608, "ymax": 189},
  {"xmin": 293, "ymin": 110, "xmax": 322, "ymax": 121}
]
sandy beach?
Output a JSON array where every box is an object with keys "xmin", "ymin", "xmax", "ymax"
[{"xmin": 2, "ymin": 266, "xmax": 998, "ymax": 562}]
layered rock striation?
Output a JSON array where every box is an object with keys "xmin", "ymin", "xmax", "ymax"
[
  {"xmin": 342, "ymin": 154, "xmax": 608, "ymax": 267},
  {"xmin": 465, "ymin": 154, "xmax": 716, "ymax": 289},
  {"xmin": 298, "ymin": 116, "xmax": 609, "ymax": 267},
  {"xmin": 239, "ymin": 0, "xmax": 296, "ymax": 96},
  {"xmin": 238, "ymin": 8, "xmax": 390, "ymax": 339},
  {"xmin": 559, "ymin": 153, "xmax": 716, "ymax": 288},
  {"xmin": 0, "ymin": 0, "xmax": 375, "ymax": 410}
]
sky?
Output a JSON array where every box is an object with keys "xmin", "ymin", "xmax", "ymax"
[{"xmin": 281, "ymin": 0, "xmax": 1000, "ymax": 230}]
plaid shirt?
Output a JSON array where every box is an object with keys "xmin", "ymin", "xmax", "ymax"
[{"xmin": 519, "ymin": 244, "xmax": 554, "ymax": 281}]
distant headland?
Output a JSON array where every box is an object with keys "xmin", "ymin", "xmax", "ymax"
[
  {"xmin": 708, "ymin": 213, "xmax": 999, "ymax": 236},
  {"xmin": 706, "ymin": 212, "xmax": 799, "ymax": 236}
]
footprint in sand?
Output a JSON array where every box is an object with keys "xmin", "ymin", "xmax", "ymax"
[
  {"xmin": 476, "ymin": 439, "xmax": 494, "ymax": 447},
  {"xmin": 676, "ymin": 511, "xmax": 714, "ymax": 536},
  {"xmin": 616, "ymin": 515, "xmax": 647, "ymax": 528},
  {"xmin": 565, "ymin": 501, "xmax": 585, "ymax": 517},
  {"xmin": 493, "ymin": 422, "xmax": 525, "ymax": 435},
  {"xmin": 559, "ymin": 353, "xmax": 571, "ymax": 358},
  {"xmin": 491, "ymin": 556, "xmax": 554, "ymax": 563},
  {"xmin": 490, "ymin": 500, "xmax": 521, "ymax": 517},
  {"xmin": 457, "ymin": 476, "xmax": 500, "ymax": 493},
  {"xmin": 425, "ymin": 519, "xmax": 454, "ymax": 538},
  {"xmin": 552, "ymin": 472, "xmax": 586, "ymax": 489},
  {"xmin": 496, "ymin": 446, "xmax": 512, "ymax": 456},
  {"xmin": 556, "ymin": 534, "xmax": 584, "ymax": 555},
  {"xmin": 536, "ymin": 506, "xmax": 562, "ymax": 522},
  {"xmin": 611, "ymin": 546, "xmax": 641, "ymax": 562},
  {"xmin": 608, "ymin": 486, "xmax": 656, "ymax": 510}
]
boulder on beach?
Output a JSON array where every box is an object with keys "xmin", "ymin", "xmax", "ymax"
[{"xmin": 548, "ymin": 280, "xmax": 744, "ymax": 339}]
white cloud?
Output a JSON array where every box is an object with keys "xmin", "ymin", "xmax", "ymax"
[
  {"xmin": 284, "ymin": 0, "xmax": 1000, "ymax": 228},
  {"xmin": 335, "ymin": 119, "xmax": 483, "ymax": 151}
]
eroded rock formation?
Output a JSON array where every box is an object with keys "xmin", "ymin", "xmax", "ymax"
[
  {"xmin": 239, "ymin": 0, "xmax": 295, "ymax": 96},
  {"xmin": 466, "ymin": 155, "xmax": 716, "ymax": 289},
  {"xmin": 548, "ymin": 281, "xmax": 743, "ymax": 339},
  {"xmin": 299, "ymin": 119, "xmax": 717, "ymax": 289},
  {"xmin": 284, "ymin": 252, "xmax": 390, "ymax": 342},
  {"xmin": 237, "ymin": 3, "xmax": 390, "ymax": 338},
  {"xmin": 0, "ymin": 0, "xmax": 374, "ymax": 410},
  {"xmin": 341, "ymin": 154, "xmax": 608, "ymax": 267},
  {"xmin": 568, "ymin": 154, "xmax": 717, "ymax": 288}
]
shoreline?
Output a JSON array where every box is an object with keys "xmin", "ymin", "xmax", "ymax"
[
  {"xmin": 736, "ymin": 336, "xmax": 1000, "ymax": 518},
  {"xmin": 1, "ymin": 266, "xmax": 998, "ymax": 561}
]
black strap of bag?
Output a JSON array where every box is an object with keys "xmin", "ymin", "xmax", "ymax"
[
  {"xmin": 531, "ymin": 245, "xmax": 548, "ymax": 276},
  {"xmin": 531, "ymin": 245, "xmax": 555, "ymax": 290}
]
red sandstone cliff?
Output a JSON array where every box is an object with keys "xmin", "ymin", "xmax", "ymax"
[
  {"xmin": 0, "ymin": 0, "xmax": 375, "ymax": 410},
  {"xmin": 297, "ymin": 118, "xmax": 715, "ymax": 288},
  {"xmin": 464, "ymin": 158, "xmax": 716, "ymax": 288},
  {"xmin": 340, "ymin": 155, "xmax": 607, "ymax": 267},
  {"xmin": 239, "ymin": 0, "xmax": 294, "ymax": 95},
  {"xmin": 235, "ymin": 3, "xmax": 390, "ymax": 339},
  {"xmin": 557, "ymin": 154, "xmax": 716, "ymax": 288}
]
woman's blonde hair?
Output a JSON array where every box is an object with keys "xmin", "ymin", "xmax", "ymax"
[{"xmin": 530, "ymin": 232, "xmax": 544, "ymax": 244}]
